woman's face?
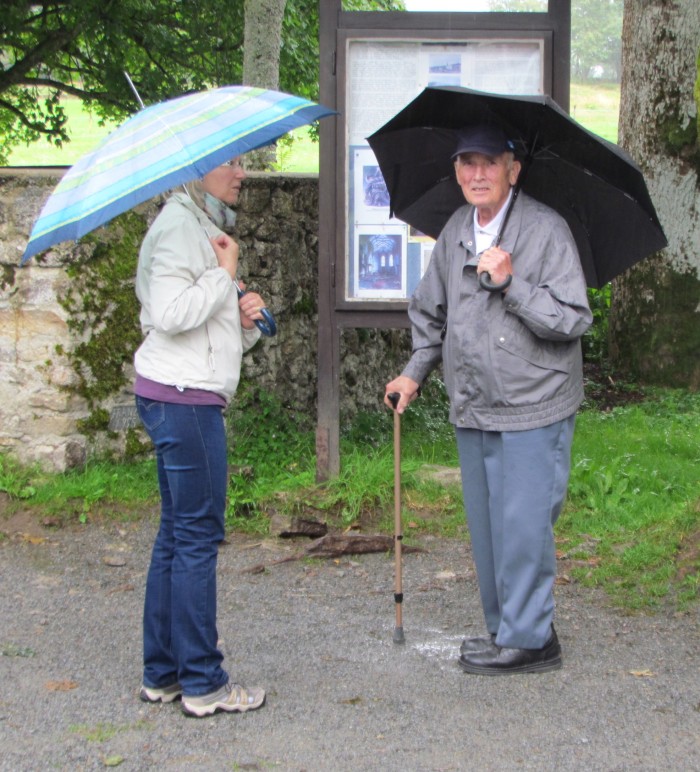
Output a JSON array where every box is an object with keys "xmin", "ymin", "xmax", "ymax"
[{"xmin": 201, "ymin": 157, "xmax": 247, "ymax": 205}]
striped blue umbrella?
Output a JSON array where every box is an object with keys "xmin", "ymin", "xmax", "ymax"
[{"xmin": 21, "ymin": 86, "xmax": 334, "ymax": 264}]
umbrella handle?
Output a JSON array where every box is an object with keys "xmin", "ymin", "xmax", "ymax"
[
  {"xmin": 479, "ymin": 271, "xmax": 513, "ymax": 292},
  {"xmin": 478, "ymin": 176, "xmax": 519, "ymax": 293},
  {"xmin": 235, "ymin": 284, "xmax": 277, "ymax": 337},
  {"xmin": 254, "ymin": 306, "xmax": 277, "ymax": 337}
]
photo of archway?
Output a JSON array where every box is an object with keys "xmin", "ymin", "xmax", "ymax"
[{"xmin": 353, "ymin": 227, "xmax": 406, "ymax": 299}]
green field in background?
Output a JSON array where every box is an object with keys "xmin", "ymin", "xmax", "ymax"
[{"xmin": 6, "ymin": 82, "xmax": 620, "ymax": 170}]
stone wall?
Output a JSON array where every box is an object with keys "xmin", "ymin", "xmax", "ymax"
[{"xmin": 0, "ymin": 169, "xmax": 411, "ymax": 472}]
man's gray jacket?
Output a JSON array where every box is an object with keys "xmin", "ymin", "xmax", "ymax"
[{"xmin": 402, "ymin": 193, "xmax": 593, "ymax": 432}]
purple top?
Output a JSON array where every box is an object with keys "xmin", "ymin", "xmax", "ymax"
[{"xmin": 134, "ymin": 374, "xmax": 227, "ymax": 408}]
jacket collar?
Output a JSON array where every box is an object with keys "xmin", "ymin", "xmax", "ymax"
[
  {"xmin": 458, "ymin": 190, "xmax": 524, "ymax": 260},
  {"xmin": 168, "ymin": 191, "xmax": 224, "ymax": 237}
]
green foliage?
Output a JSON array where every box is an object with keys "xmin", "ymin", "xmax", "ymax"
[
  {"xmin": 490, "ymin": 0, "xmax": 623, "ymax": 80},
  {"xmin": 343, "ymin": 377, "xmax": 454, "ymax": 462},
  {"xmin": 69, "ymin": 720, "xmax": 150, "ymax": 743},
  {"xmin": 123, "ymin": 427, "xmax": 152, "ymax": 460},
  {"xmin": 582, "ymin": 285, "xmax": 611, "ymax": 363},
  {"xmin": 279, "ymin": 0, "xmax": 405, "ymax": 102},
  {"xmin": 224, "ymin": 384, "xmax": 316, "ymax": 529},
  {"xmin": 226, "ymin": 383, "xmax": 315, "ymax": 470},
  {"xmin": 55, "ymin": 211, "xmax": 145, "ymax": 411},
  {"xmin": 14, "ymin": 458, "xmax": 157, "ymax": 524},
  {"xmin": 0, "ymin": 0, "xmax": 404, "ymax": 161},
  {"xmin": 0, "ymin": 643, "xmax": 36, "ymax": 657},
  {"xmin": 225, "ymin": 378, "xmax": 455, "ymax": 531},
  {"xmin": 397, "ymin": 378, "xmax": 455, "ymax": 462},
  {"xmin": 76, "ymin": 408, "xmax": 111, "ymax": 435},
  {"xmin": 0, "ymin": 0, "xmax": 247, "ymax": 162},
  {"xmin": 658, "ymin": 108, "xmax": 699, "ymax": 171},
  {"xmin": 0, "ymin": 454, "xmax": 37, "ymax": 500},
  {"xmin": 304, "ymin": 444, "xmax": 400, "ymax": 527},
  {"xmin": 569, "ymin": 0, "xmax": 623, "ymax": 80},
  {"xmin": 560, "ymin": 389, "xmax": 700, "ymax": 610}
]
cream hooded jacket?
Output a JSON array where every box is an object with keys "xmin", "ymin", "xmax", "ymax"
[{"xmin": 134, "ymin": 192, "xmax": 260, "ymax": 402}]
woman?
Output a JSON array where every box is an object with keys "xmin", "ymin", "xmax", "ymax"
[{"xmin": 134, "ymin": 156, "xmax": 267, "ymax": 717}]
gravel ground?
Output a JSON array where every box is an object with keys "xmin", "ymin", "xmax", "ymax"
[{"xmin": 1, "ymin": 515, "xmax": 699, "ymax": 771}]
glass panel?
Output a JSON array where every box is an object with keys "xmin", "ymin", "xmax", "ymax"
[
  {"xmin": 402, "ymin": 1, "xmax": 548, "ymax": 11},
  {"xmin": 344, "ymin": 37, "xmax": 544, "ymax": 303},
  {"xmin": 342, "ymin": 1, "xmax": 548, "ymax": 10}
]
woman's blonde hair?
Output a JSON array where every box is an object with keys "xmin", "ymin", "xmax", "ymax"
[{"xmin": 183, "ymin": 178, "xmax": 207, "ymax": 211}]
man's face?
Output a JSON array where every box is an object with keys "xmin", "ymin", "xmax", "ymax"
[{"xmin": 454, "ymin": 152, "xmax": 521, "ymax": 216}]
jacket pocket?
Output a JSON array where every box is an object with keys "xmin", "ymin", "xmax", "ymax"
[{"xmin": 492, "ymin": 327, "xmax": 573, "ymax": 407}]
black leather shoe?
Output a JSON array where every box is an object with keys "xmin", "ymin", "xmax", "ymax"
[
  {"xmin": 458, "ymin": 628, "xmax": 562, "ymax": 675},
  {"xmin": 459, "ymin": 634, "xmax": 497, "ymax": 656}
]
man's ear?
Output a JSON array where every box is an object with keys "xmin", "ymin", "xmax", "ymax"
[{"xmin": 510, "ymin": 159, "xmax": 522, "ymax": 186}]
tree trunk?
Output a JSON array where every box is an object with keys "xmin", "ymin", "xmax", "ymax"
[
  {"xmin": 242, "ymin": 0, "xmax": 288, "ymax": 169},
  {"xmin": 611, "ymin": 0, "xmax": 700, "ymax": 388}
]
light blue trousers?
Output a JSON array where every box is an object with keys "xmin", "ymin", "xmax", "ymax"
[{"xmin": 455, "ymin": 416, "xmax": 575, "ymax": 649}]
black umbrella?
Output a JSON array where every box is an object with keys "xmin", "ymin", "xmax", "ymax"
[{"xmin": 367, "ymin": 86, "xmax": 667, "ymax": 288}]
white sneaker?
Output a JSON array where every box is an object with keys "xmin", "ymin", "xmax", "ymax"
[
  {"xmin": 181, "ymin": 681, "xmax": 266, "ymax": 717},
  {"xmin": 139, "ymin": 682, "xmax": 182, "ymax": 703}
]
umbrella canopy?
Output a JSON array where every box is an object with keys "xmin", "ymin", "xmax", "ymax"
[
  {"xmin": 22, "ymin": 86, "xmax": 335, "ymax": 264},
  {"xmin": 367, "ymin": 86, "xmax": 667, "ymax": 288}
]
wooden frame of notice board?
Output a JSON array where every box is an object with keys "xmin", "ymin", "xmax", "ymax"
[{"xmin": 317, "ymin": 1, "xmax": 571, "ymax": 480}]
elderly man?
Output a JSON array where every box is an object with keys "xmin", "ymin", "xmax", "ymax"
[{"xmin": 385, "ymin": 125, "xmax": 592, "ymax": 675}]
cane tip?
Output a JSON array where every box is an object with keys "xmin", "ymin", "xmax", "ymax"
[{"xmin": 393, "ymin": 627, "xmax": 405, "ymax": 644}]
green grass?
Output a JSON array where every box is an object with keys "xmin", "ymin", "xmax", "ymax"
[
  {"xmin": 273, "ymin": 127, "xmax": 321, "ymax": 172},
  {"xmin": 559, "ymin": 390, "xmax": 700, "ymax": 610},
  {"xmin": 5, "ymin": 82, "xmax": 620, "ymax": 168},
  {"xmin": 6, "ymin": 97, "xmax": 117, "ymax": 166},
  {"xmin": 570, "ymin": 81, "xmax": 620, "ymax": 142},
  {"xmin": 2, "ymin": 383, "xmax": 698, "ymax": 612},
  {"xmin": 0, "ymin": 454, "xmax": 158, "ymax": 524}
]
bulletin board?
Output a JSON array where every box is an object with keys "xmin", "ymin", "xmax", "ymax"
[
  {"xmin": 316, "ymin": 2, "xmax": 571, "ymax": 479},
  {"xmin": 343, "ymin": 35, "xmax": 547, "ymax": 305}
]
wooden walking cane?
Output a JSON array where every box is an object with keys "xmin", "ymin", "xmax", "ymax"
[{"xmin": 388, "ymin": 393, "xmax": 405, "ymax": 644}]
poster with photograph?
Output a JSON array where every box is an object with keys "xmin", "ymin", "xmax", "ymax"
[
  {"xmin": 425, "ymin": 51, "xmax": 462, "ymax": 88},
  {"xmin": 352, "ymin": 146, "xmax": 396, "ymax": 225},
  {"xmin": 352, "ymin": 226, "xmax": 406, "ymax": 299},
  {"xmin": 419, "ymin": 41, "xmax": 543, "ymax": 95}
]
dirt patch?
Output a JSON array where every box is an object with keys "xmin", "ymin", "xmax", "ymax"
[
  {"xmin": 675, "ymin": 503, "xmax": 700, "ymax": 582},
  {"xmin": 582, "ymin": 362, "xmax": 647, "ymax": 411},
  {"xmin": 0, "ymin": 509, "xmax": 51, "ymax": 540}
]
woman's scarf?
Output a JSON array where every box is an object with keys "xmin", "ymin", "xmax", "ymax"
[{"xmin": 183, "ymin": 179, "xmax": 238, "ymax": 233}]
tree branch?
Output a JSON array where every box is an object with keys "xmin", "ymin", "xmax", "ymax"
[{"xmin": 0, "ymin": 97, "xmax": 64, "ymax": 136}]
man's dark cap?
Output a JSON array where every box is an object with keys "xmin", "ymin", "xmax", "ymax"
[{"xmin": 451, "ymin": 125, "xmax": 516, "ymax": 159}]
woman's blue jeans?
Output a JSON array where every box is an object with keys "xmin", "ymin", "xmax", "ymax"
[{"xmin": 136, "ymin": 397, "xmax": 229, "ymax": 697}]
